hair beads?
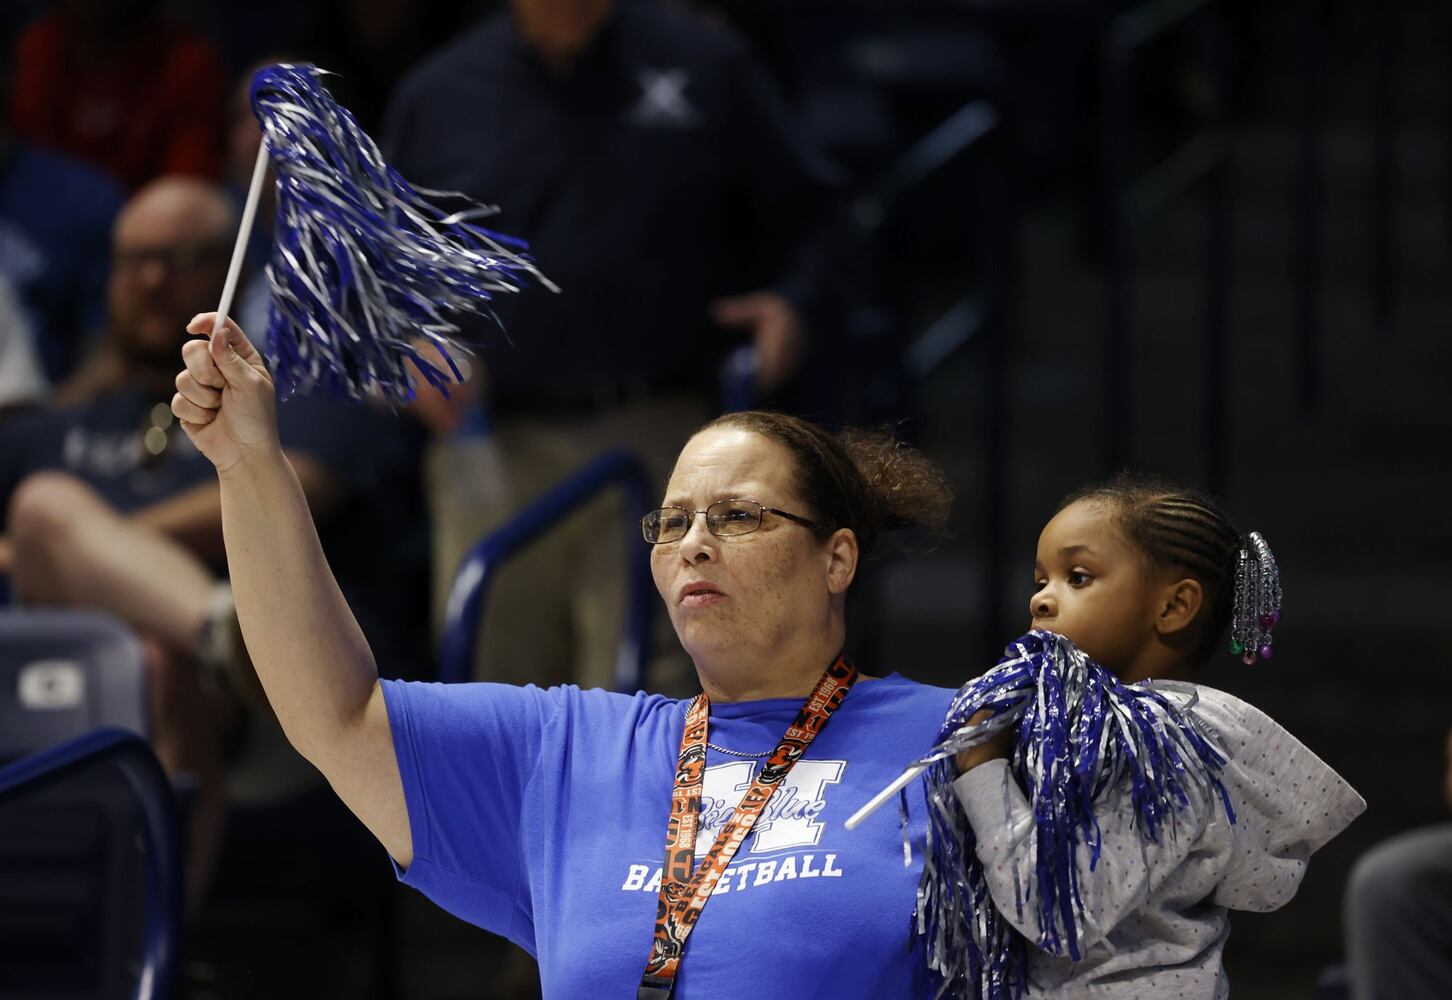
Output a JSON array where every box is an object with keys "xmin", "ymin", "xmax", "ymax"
[{"xmin": 1228, "ymin": 532, "xmax": 1282, "ymax": 664}]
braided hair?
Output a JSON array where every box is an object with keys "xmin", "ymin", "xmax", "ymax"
[{"xmin": 1060, "ymin": 473, "xmax": 1243, "ymax": 663}]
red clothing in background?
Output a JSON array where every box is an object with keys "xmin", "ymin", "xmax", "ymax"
[{"xmin": 8, "ymin": 13, "xmax": 225, "ymax": 191}]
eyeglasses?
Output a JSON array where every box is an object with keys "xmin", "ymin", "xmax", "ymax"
[
  {"xmin": 112, "ymin": 244, "xmax": 229, "ymax": 276},
  {"xmin": 641, "ymin": 499, "xmax": 822, "ymax": 545}
]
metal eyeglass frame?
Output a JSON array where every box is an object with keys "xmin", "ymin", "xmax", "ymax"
[{"xmin": 641, "ymin": 499, "xmax": 822, "ymax": 544}]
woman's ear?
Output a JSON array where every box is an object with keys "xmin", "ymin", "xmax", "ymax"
[
  {"xmin": 1155, "ymin": 577, "xmax": 1204, "ymax": 637},
  {"xmin": 826, "ymin": 528, "xmax": 859, "ymax": 595}
]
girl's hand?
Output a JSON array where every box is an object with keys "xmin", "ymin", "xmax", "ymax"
[
  {"xmin": 956, "ymin": 708, "xmax": 1013, "ymax": 773},
  {"xmin": 172, "ymin": 313, "xmax": 279, "ymax": 475}
]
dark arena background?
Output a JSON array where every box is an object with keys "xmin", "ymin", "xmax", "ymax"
[{"xmin": 1, "ymin": 1, "xmax": 1448, "ymax": 998}]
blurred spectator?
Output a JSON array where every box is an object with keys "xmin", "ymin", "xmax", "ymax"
[
  {"xmin": 1343, "ymin": 728, "xmax": 1452, "ymax": 1000},
  {"xmin": 386, "ymin": 0, "xmax": 841, "ymax": 691},
  {"xmin": 0, "ymin": 62, "xmax": 123, "ymax": 382},
  {"xmin": 0, "ymin": 175, "xmax": 428, "ymax": 905},
  {"xmin": 7, "ymin": 0, "xmax": 226, "ymax": 191}
]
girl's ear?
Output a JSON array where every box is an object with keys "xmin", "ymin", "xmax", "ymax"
[
  {"xmin": 1155, "ymin": 578, "xmax": 1204, "ymax": 637},
  {"xmin": 826, "ymin": 527, "xmax": 859, "ymax": 596}
]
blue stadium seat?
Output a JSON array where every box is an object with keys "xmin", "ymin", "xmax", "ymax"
[
  {"xmin": 0, "ymin": 728, "xmax": 182, "ymax": 1000},
  {"xmin": 0, "ymin": 609, "xmax": 148, "ymax": 764}
]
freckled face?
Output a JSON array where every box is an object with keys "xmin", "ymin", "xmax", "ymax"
[
  {"xmin": 1029, "ymin": 499, "xmax": 1161, "ymax": 673},
  {"xmin": 651, "ymin": 428, "xmax": 833, "ymax": 665}
]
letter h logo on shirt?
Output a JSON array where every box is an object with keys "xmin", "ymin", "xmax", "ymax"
[{"xmin": 698, "ymin": 760, "xmax": 846, "ymax": 854}]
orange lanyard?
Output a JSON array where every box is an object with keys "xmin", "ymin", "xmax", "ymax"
[{"xmin": 637, "ymin": 656, "xmax": 858, "ymax": 999}]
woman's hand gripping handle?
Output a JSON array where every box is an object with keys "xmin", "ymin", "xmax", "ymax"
[{"xmin": 172, "ymin": 313, "xmax": 279, "ymax": 475}]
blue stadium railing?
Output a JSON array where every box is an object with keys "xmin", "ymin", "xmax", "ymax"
[
  {"xmin": 0, "ymin": 727, "xmax": 182, "ymax": 1000},
  {"xmin": 437, "ymin": 448, "xmax": 655, "ymax": 689}
]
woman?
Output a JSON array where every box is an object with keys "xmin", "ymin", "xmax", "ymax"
[{"xmin": 171, "ymin": 313, "xmax": 958, "ymax": 998}]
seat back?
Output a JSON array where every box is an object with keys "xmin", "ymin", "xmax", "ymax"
[
  {"xmin": 0, "ymin": 728, "xmax": 182, "ymax": 1000},
  {"xmin": 0, "ymin": 609, "xmax": 148, "ymax": 763}
]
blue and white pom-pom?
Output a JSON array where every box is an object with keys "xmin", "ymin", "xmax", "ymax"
[
  {"xmin": 215, "ymin": 63, "xmax": 555, "ymax": 402},
  {"xmin": 847, "ymin": 631, "xmax": 1235, "ymax": 1000}
]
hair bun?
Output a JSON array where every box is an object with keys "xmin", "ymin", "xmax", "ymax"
[{"xmin": 837, "ymin": 427, "xmax": 953, "ymax": 541}]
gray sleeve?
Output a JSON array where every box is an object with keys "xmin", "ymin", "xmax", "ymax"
[
  {"xmin": 953, "ymin": 759, "xmax": 1215, "ymax": 956},
  {"xmin": 1188, "ymin": 687, "xmax": 1366, "ymax": 911}
]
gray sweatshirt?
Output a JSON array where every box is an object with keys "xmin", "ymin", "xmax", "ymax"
[{"xmin": 952, "ymin": 684, "xmax": 1365, "ymax": 999}]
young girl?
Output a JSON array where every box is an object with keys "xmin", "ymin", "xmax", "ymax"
[{"xmin": 950, "ymin": 473, "xmax": 1365, "ymax": 998}]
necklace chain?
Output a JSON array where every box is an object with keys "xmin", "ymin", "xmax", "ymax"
[{"xmin": 704, "ymin": 740, "xmax": 771, "ymax": 759}]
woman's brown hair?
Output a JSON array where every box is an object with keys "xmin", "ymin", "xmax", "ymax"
[{"xmin": 700, "ymin": 411, "xmax": 953, "ymax": 562}]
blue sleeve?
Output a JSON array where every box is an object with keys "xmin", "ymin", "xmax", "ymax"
[{"xmin": 381, "ymin": 679, "xmax": 560, "ymax": 944}]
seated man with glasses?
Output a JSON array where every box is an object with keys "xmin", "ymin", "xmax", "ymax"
[{"xmin": 0, "ymin": 176, "xmax": 428, "ymax": 909}]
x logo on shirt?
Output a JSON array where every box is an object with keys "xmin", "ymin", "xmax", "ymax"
[{"xmin": 629, "ymin": 68, "xmax": 699, "ymax": 128}]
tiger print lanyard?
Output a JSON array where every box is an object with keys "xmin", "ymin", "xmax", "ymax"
[{"xmin": 637, "ymin": 655, "xmax": 858, "ymax": 999}]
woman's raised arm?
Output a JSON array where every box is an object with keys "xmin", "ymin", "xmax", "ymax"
[{"xmin": 172, "ymin": 313, "xmax": 413, "ymax": 866}]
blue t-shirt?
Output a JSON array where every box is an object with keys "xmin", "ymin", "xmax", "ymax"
[{"xmin": 382, "ymin": 673, "xmax": 955, "ymax": 999}]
